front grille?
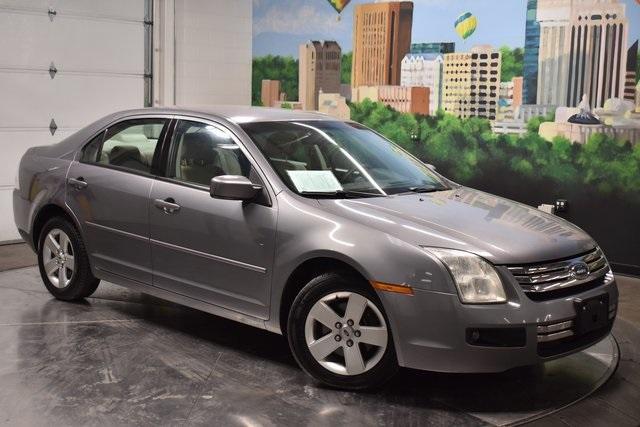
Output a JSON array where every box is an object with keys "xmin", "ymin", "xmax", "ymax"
[{"xmin": 505, "ymin": 247, "xmax": 612, "ymax": 301}]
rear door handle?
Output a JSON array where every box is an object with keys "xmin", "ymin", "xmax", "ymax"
[
  {"xmin": 68, "ymin": 177, "xmax": 88, "ymax": 189},
  {"xmin": 154, "ymin": 198, "xmax": 181, "ymax": 214}
]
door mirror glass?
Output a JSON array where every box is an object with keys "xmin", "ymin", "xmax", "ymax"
[{"xmin": 210, "ymin": 175, "xmax": 261, "ymax": 201}]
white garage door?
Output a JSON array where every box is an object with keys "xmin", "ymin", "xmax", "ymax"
[{"xmin": 0, "ymin": 0, "xmax": 149, "ymax": 242}]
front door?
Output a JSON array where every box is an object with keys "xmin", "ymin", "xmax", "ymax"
[
  {"xmin": 149, "ymin": 119, "xmax": 277, "ymax": 319},
  {"xmin": 66, "ymin": 117, "xmax": 169, "ymax": 284}
]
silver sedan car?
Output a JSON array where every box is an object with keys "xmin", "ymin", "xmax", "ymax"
[{"xmin": 13, "ymin": 107, "xmax": 618, "ymax": 389}]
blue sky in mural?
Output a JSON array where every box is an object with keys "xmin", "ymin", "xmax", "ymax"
[{"xmin": 252, "ymin": 0, "xmax": 640, "ymax": 57}]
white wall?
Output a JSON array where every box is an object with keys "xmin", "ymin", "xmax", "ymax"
[
  {"xmin": 0, "ymin": 0, "xmax": 252, "ymax": 242},
  {"xmin": 153, "ymin": 0, "xmax": 252, "ymax": 107},
  {"xmin": 0, "ymin": 0, "xmax": 148, "ymax": 242}
]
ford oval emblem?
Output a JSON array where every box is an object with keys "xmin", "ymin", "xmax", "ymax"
[{"xmin": 569, "ymin": 261, "xmax": 589, "ymax": 280}]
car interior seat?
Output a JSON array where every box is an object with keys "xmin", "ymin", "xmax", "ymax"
[
  {"xmin": 178, "ymin": 132, "xmax": 225, "ymax": 186},
  {"xmin": 109, "ymin": 146, "xmax": 146, "ymax": 171},
  {"xmin": 109, "ymin": 133, "xmax": 155, "ymax": 165},
  {"xmin": 265, "ymin": 131, "xmax": 308, "ymax": 176},
  {"xmin": 214, "ymin": 146, "xmax": 243, "ymax": 176}
]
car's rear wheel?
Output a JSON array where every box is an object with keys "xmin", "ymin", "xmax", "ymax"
[
  {"xmin": 287, "ymin": 271, "xmax": 398, "ymax": 390},
  {"xmin": 37, "ymin": 217, "xmax": 99, "ymax": 301}
]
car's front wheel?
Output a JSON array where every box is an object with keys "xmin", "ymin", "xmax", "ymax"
[
  {"xmin": 287, "ymin": 272, "xmax": 398, "ymax": 390},
  {"xmin": 37, "ymin": 217, "xmax": 100, "ymax": 301}
]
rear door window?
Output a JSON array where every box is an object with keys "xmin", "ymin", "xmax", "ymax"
[{"xmin": 81, "ymin": 118, "xmax": 169, "ymax": 174}]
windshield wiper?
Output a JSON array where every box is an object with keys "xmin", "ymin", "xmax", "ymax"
[
  {"xmin": 406, "ymin": 186, "xmax": 448, "ymax": 194},
  {"xmin": 300, "ymin": 190, "xmax": 384, "ymax": 199}
]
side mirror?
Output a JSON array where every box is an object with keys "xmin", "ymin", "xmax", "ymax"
[{"xmin": 210, "ymin": 175, "xmax": 261, "ymax": 201}]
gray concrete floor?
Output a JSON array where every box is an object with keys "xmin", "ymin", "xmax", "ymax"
[
  {"xmin": 0, "ymin": 242, "xmax": 36, "ymax": 272},
  {"xmin": 0, "ymin": 243, "xmax": 639, "ymax": 426},
  {"xmin": 527, "ymin": 274, "xmax": 640, "ymax": 427},
  {"xmin": 616, "ymin": 275, "xmax": 640, "ymax": 325}
]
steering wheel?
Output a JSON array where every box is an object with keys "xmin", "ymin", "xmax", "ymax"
[
  {"xmin": 326, "ymin": 146, "xmax": 360, "ymax": 183},
  {"xmin": 340, "ymin": 165, "xmax": 360, "ymax": 183}
]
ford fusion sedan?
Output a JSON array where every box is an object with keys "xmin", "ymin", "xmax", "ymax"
[{"xmin": 13, "ymin": 107, "xmax": 618, "ymax": 389}]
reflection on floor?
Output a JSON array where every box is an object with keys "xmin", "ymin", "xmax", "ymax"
[{"xmin": 0, "ymin": 265, "xmax": 632, "ymax": 426}]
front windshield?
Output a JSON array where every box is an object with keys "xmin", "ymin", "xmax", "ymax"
[{"xmin": 241, "ymin": 120, "xmax": 450, "ymax": 197}]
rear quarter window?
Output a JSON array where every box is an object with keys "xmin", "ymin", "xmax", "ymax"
[{"xmin": 81, "ymin": 132, "xmax": 104, "ymax": 163}]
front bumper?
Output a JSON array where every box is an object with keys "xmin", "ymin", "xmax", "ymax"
[{"xmin": 378, "ymin": 269, "xmax": 618, "ymax": 373}]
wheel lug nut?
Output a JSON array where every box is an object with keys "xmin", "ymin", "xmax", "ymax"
[
  {"xmin": 347, "ymin": 319, "xmax": 354, "ymax": 326},
  {"xmin": 346, "ymin": 339, "xmax": 354, "ymax": 347},
  {"xmin": 335, "ymin": 322, "xmax": 342, "ymax": 329},
  {"xmin": 354, "ymin": 330, "xmax": 361, "ymax": 337},
  {"xmin": 335, "ymin": 335, "xmax": 342, "ymax": 342}
]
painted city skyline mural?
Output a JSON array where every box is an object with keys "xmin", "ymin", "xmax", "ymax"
[
  {"xmin": 252, "ymin": 0, "xmax": 640, "ymax": 273},
  {"xmin": 253, "ymin": 0, "xmax": 640, "ymax": 57}
]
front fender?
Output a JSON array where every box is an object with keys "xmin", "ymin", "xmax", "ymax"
[{"xmin": 266, "ymin": 193, "xmax": 456, "ymax": 333}]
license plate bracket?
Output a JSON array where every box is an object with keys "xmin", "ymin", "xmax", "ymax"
[{"xmin": 574, "ymin": 294, "xmax": 609, "ymax": 335}]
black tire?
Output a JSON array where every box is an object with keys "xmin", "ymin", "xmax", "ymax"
[
  {"xmin": 287, "ymin": 271, "xmax": 399, "ymax": 390},
  {"xmin": 37, "ymin": 217, "xmax": 100, "ymax": 301}
]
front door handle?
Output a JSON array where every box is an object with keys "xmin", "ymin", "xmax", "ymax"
[
  {"xmin": 154, "ymin": 198, "xmax": 181, "ymax": 214},
  {"xmin": 68, "ymin": 177, "xmax": 88, "ymax": 190}
]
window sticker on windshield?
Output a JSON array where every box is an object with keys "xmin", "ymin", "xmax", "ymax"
[{"xmin": 286, "ymin": 170, "xmax": 343, "ymax": 193}]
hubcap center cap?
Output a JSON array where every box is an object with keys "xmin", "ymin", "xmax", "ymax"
[{"xmin": 341, "ymin": 325, "xmax": 355, "ymax": 337}]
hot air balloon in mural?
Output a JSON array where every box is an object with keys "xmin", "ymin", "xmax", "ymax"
[
  {"xmin": 327, "ymin": 0, "xmax": 351, "ymax": 21},
  {"xmin": 454, "ymin": 12, "xmax": 477, "ymax": 40}
]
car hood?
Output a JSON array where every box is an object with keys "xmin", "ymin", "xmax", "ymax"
[{"xmin": 317, "ymin": 187, "xmax": 596, "ymax": 265}]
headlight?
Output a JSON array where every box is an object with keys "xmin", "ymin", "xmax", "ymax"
[{"xmin": 426, "ymin": 248, "xmax": 506, "ymax": 304}]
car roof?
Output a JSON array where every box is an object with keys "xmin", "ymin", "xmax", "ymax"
[
  {"xmin": 116, "ymin": 105, "xmax": 339, "ymax": 124},
  {"xmin": 42, "ymin": 106, "xmax": 345, "ymax": 159}
]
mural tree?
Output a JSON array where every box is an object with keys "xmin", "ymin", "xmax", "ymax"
[
  {"xmin": 251, "ymin": 55, "xmax": 299, "ymax": 105},
  {"xmin": 500, "ymin": 46, "xmax": 524, "ymax": 82},
  {"xmin": 350, "ymin": 100, "xmax": 640, "ymax": 205},
  {"xmin": 341, "ymin": 51, "xmax": 352, "ymax": 84}
]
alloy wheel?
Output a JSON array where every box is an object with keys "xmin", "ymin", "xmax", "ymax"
[
  {"xmin": 304, "ymin": 291, "xmax": 388, "ymax": 376},
  {"xmin": 42, "ymin": 228, "xmax": 75, "ymax": 288}
]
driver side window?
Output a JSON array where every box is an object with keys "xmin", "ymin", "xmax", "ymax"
[{"xmin": 169, "ymin": 120, "xmax": 254, "ymax": 187}]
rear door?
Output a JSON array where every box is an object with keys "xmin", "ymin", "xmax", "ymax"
[{"xmin": 66, "ymin": 117, "xmax": 169, "ymax": 284}]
